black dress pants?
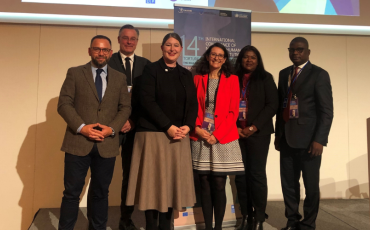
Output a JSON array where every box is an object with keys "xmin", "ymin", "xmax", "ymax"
[
  {"xmin": 59, "ymin": 144, "xmax": 116, "ymax": 230},
  {"xmin": 280, "ymin": 135, "xmax": 321, "ymax": 230},
  {"xmin": 234, "ymin": 135, "xmax": 270, "ymax": 221},
  {"xmin": 119, "ymin": 131, "xmax": 136, "ymax": 224}
]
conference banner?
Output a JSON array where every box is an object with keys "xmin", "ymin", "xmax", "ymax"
[
  {"xmin": 174, "ymin": 4, "xmax": 251, "ymax": 227},
  {"xmin": 174, "ymin": 4, "xmax": 251, "ymax": 71}
]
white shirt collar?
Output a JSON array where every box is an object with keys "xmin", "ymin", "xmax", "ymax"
[
  {"xmin": 91, "ymin": 63, "xmax": 108, "ymax": 74},
  {"xmin": 120, "ymin": 52, "xmax": 135, "ymax": 62},
  {"xmin": 295, "ymin": 60, "xmax": 309, "ymax": 69}
]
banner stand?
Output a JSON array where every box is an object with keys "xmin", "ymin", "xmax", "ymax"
[{"xmin": 173, "ymin": 4, "xmax": 252, "ymax": 228}]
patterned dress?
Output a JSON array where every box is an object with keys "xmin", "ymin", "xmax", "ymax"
[{"xmin": 191, "ymin": 79, "xmax": 244, "ymax": 175}]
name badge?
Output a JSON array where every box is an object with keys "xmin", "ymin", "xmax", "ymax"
[
  {"xmin": 127, "ymin": 85, "xmax": 132, "ymax": 93},
  {"xmin": 202, "ymin": 112, "xmax": 215, "ymax": 132},
  {"xmin": 239, "ymin": 100, "xmax": 247, "ymax": 121},
  {"xmin": 289, "ymin": 96, "xmax": 299, "ymax": 119}
]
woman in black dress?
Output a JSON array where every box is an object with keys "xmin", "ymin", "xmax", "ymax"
[{"xmin": 234, "ymin": 45, "xmax": 279, "ymax": 230}]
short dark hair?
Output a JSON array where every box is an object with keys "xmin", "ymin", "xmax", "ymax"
[
  {"xmin": 161, "ymin": 33, "xmax": 182, "ymax": 47},
  {"xmin": 90, "ymin": 35, "xmax": 111, "ymax": 47},
  {"xmin": 118, "ymin": 24, "xmax": 139, "ymax": 37},
  {"xmin": 290, "ymin": 37, "xmax": 309, "ymax": 48},
  {"xmin": 196, "ymin": 43, "xmax": 233, "ymax": 77},
  {"xmin": 234, "ymin": 45, "xmax": 267, "ymax": 80}
]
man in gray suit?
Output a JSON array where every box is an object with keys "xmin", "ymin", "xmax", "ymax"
[
  {"xmin": 58, "ymin": 35, "xmax": 131, "ymax": 230},
  {"xmin": 108, "ymin": 24, "xmax": 150, "ymax": 230}
]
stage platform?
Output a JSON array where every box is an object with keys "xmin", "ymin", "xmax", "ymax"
[{"xmin": 29, "ymin": 199, "xmax": 369, "ymax": 230}]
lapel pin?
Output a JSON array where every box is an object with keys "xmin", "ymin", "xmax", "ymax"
[{"xmin": 165, "ymin": 69, "xmax": 168, "ymax": 72}]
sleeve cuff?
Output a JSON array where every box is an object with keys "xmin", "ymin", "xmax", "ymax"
[
  {"xmin": 77, "ymin": 123, "xmax": 86, "ymax": 133},
  {"xmin": 185, "ymin": 123, "xmax": 195, "ymax": 132},
  {"xmin": 163, "ymin": 122, "xmax": 172, "ymax": 132}
]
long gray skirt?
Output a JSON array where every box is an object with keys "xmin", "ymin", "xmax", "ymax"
[{"xmin": 126, "ymin": 132, "xmax": 196, "ymax": 212}]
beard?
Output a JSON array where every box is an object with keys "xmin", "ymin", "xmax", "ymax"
[{"xmin": 91, "ymin": 55, "xmax": 110, "ymax": 68}]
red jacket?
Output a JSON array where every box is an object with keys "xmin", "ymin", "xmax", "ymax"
[{"xmin": 190, "ymin": 73, "xmax": 240, "ymax": 144}]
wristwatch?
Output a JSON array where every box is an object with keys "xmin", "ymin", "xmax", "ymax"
[
  {"xmin": 110, "ymin": 127, "xmax": 115, "ymax": 137},
  {"xmin": 249, "ymin": 126, "xmax": 254, "ymax": 132}
]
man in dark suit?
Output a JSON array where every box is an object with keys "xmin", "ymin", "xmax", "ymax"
[
  {"xmin": 108, "ymin": 24, "xmax": 150, "ymax": 230},
  {"xmin": 275, "ymin": 37, "xmax": 333, "ymax": 230},
  {"xmin": 57, "ymin": 35, "xmax": 131, "ymax": 230}
]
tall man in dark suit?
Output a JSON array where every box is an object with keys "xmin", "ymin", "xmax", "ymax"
[
  {"xmin": 108, "ymin": 24, "xmax": 150, "ymax": 230},
  {"xmin": 275, "ymin": 37, "xmax": 333, "ymax": 230},
  {"xmin": 58, "ymin": 35, "xmax": 131, "ymax": 230}
]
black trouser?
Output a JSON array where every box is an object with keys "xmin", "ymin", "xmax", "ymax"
[
  {"xmin": 59, "ymin": 144, "xmax": 116, "ymax": 230},
  {"xmin": 280, "ymin": 135, "xmax": 321, "ymax": 230},
  {"xmin": 119, "ymin": 131, "xmax": 136, "ymax": 225},
  {"xmin": 235, "ymin": 135, "xmax": 270, "ymax": 222}
]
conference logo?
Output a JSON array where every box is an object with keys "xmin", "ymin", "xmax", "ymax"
[
  {"xmin": 236, "ymin": 13, "xmax": 248, "ymax": 18},
  {"xmin": 178, "ymin": 7, "xmax": 193, "ymax": 14},
  {"xmin": 146, "ymin": 0, "xmax": 155, "ymax": 3},
  {"xmin": 219, "ymin": 10, "xmax": 232, "ymax": 17}
]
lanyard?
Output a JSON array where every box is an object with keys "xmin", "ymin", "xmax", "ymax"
[
  {"xmin": 206, "ymin": 74, "xmax": 221, "ymax": 111},
  {"xmin": 287, "ymin": 62, "xmax": 308, "ymax": 95},
  {"xmin": 241, "ymin": 80, "xmax": 250, "ymax": 99}
]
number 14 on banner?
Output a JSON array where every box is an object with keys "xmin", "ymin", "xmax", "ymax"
[{"xmin": 180, "ymin": 35, "xmax": 202, "ymax": 66}]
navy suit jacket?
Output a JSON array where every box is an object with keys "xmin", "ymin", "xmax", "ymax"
[{"xmin": 275, "ymin": 61, "xmax": 333, "ymax": 148}]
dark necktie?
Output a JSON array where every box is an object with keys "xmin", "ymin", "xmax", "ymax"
[
  {"xmin": 125, "ymin": 57, "xmax": 132, "ymax": 86},
  {"xmin": 283, "ymin": 66, "xmax": 299, "ymax": 122},
  {"xmin": 95, "ymin": 69, "xmax": 103, "ymax": 102}
]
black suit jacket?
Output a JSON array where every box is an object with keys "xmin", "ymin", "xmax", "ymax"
[
  {"xmin": 136, "ymin": 58, "xmax": 198, "ymax": 132},
  {"xmin": 108, "ymin": 52, "xmax": 151, "ymax": 81},
  {"xmin": 108, "ymin": 52, "xmax": 151, "ymax": 124},
  {"xmin": 237, "ymin": 71, "xmax": 279, "ymax": 136},
  {"xmin": 275, "ymin": 61, "xmax": 333, "ymax": 148}
]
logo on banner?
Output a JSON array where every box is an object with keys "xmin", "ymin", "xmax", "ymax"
[
  {"xmin": 178, "ymin": 8, "xmax": 193, "ymax": 14},
  {"xmin": 219, "ymin": 10, "xmax": 232, "ymax": 17},
  {"xmin": 182, "ymin": 212, "xmax": 188, "ymax": 217},
  {"xmin": 236, "ymin": 13, "xmax": 248, "ymax": 18},
  {"xmin": 146, "ymin": 0, "xmax": 155, "ymax": 3}
]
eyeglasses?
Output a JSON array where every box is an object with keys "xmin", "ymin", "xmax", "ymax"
[
  {"xmin": 210, "ymin": 53, "xmax": 225, "ymax": 59},
  {"xmin": 122, "ymin": 37, "xmax": 138, "ymax": 42},
  {"xmin": 288, "ymin": 48, "xmax": 305, "ymax": 53},
  {"xmin": 91, "ymin": 47, "xmax": 111, "ymax": 54}
]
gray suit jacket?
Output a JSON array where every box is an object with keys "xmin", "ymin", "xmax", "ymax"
[
  {"xmin": 58, "ymin": 62, "xmax": 131, "ymax": 158},
  {"xmin": 275, "ymin": 61, "xmax": 333, "ymax": 148}
]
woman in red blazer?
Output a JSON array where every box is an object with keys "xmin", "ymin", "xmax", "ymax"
[{"xmin": 190, "ymin": 43, "xmax": 244, "ymax": 230}]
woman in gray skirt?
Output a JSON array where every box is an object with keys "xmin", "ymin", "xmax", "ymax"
[
  {"xmin": 126, "ymin": 33, "xmax": 198, "ymax": 230},
  {"xmin": 190, "ymin": 43, "xmax": 244, "ymax": 230}
]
